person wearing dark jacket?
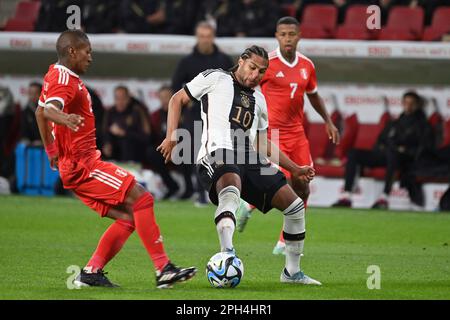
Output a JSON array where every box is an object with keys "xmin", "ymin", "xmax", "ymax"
[
  {"xmin": 171, "ymin": 21, "xmax": 233, "ymax": 204},
  {"xmin": 333, "ymin": 91, "xmax": 434, "ymax": 210},
  {"xmin": 102, "ymin": 86, "xmax": 150, "ymax": 162},
  {"xmin": 20, "ymin": 82, "xmax": 42, "ymax": 146}
]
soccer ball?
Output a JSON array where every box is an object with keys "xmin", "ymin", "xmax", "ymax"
[{"xmin": 206, "ymin": 252, "xmax": 244, "ymax": 288}]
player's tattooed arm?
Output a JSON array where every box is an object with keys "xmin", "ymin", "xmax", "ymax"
[
  {"xmin": 307, "ymin": 92, "xmax": 340, "ymax": 145},
  {"xmin": 42, "ymin": 100, "xmax": 84, "ymax": 132},
  {"xmin": 157, "ymin": 88, "xmax": 191, "ymax": 163},
  {"xmin": 256, "ymin": 130, "xmax": 315, "ymax": 182}
]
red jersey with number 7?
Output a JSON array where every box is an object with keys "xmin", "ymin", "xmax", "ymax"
[
  {"xmin": 260, "ymin": 48, "xmax": 317, "ymax": 136},
  {"xmin": 38, "ymin": 63, "xmax": 97, "ymax": 163}
]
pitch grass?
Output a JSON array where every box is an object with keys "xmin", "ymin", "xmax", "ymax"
[{"xmin": 0, "ymin": 195, "xmax": 449, "ymax": 300}]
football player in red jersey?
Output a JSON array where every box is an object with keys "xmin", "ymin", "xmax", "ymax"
[
  {"xmin": 236, "ymin": 17, "xmax": 340, "ymax": 254},
  {"xmin": 35, "ymin": 29, "xmax": 196, "ymax": 288}
]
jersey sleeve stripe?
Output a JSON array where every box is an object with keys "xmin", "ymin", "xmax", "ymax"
[
  {"xmin": 45, "ymin": 96, "xmax": 65, "ymax": 107},
  {"xmin": 183, "ymin": 84, "xmax": 197, "ymax": 102}
]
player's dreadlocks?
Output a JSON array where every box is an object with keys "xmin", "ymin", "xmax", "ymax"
[
  {"xmin": 240, "ymin": 45, "xmax": 268, "ymax": 61},
  {"xmin": 230, "ymin": 45, "xmax": 268, "ymax": 72}
]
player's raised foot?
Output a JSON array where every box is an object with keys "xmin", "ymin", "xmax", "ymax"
[
  {"xmin": 280, "ymin": 268, "xmax": 322, "ymax": 286},
  {"xmin": 236, "ymin": 200, "xmax": 252, "ymax": 232},
  {"xmin": 272, "ymin": 240, "xmax": 286, "ymax": 255},
  {"xmin": 73, "ymin": 268, "xmax": 119, "ymax": 288},
  {"xmin": 156, "ymin": 262, "xmax": 197, "ymax": 289}
]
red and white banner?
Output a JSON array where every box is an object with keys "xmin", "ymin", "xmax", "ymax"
[{"xmin": 1, "ymin": 32, "xmax": 450, "ymax": 59}]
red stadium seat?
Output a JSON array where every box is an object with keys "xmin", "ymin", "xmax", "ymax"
[
  {"xmin": 281, "ymin": 4, "xmax": 297, "ymax": 17},
  {"xmin": 336, "ymin": 5, "xmax": 373, "ymax": 40},
  {"xmin": 3, "ymin": 1, "xmax": 41, "ymax": 31},
  {"xmin": 353, "ymin": 112, "xmax": 390, "ymax": 150},
  {"xmin": 4, "ymin": 18, "xmax": 35, "ymax": 31},
  {"xmin": 335, "ymin": 114, "xmax": 358, "ymax": 160},
  {"xmin": 378, "ymin": 6, "xmax": 424, "ymax": 41},
  {"xmin": 299, "ymin": 5, "xmax": 338, "ymax": 39},
  {"xmin": 442, "ymin": 119, "xmax": 450, "ymax": 147},
  {"xmin": 423, "ymin": 7, "xmax": 450, "ymax": 41},
  {"xmin": 13, "ymin": 1, "xmax": 41, "ymax": 24}
]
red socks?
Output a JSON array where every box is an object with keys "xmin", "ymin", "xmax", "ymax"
[
  {"xmin": 132, "ymin": 192, "xmax": 169, "ymax": 271},
  {"xmin": 87, "ymin": 219, "xmax": 135, "ymax": 272}
]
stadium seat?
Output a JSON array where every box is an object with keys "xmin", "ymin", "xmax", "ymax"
[
  {"xmin": 281, "ymin": 4, "xmax": 297, "ymax": 17},
  {"xmin": 335, "ymin": 5, "xmax": 373, "ymax": 40},
  {"xmin": 13, "ymin": 1, "xmax": 41, "ymax": 23},
  {"xmin": 299, "ymin": 5, "xmax": 338, "ymax": 39},
  {"xmin": 4, "ymin": 18, "xmax": 35, "ymax": 31},
  {"xmin": 3, "ymin": 1, "xmax": 41, "ymax": 31},
  {"xmin": 378, "ymin": 6, "xmax": 424, "ymax": 41},
  {"xmin": 423, "ymin": 7, "xmax": 450, "ymax": 41},
  {"xmin": 442, "ymin": 119, "xmax": 450, "ymax": 147}
]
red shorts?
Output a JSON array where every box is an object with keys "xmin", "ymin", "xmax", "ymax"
[
  {"xmin": 59, "ymin": 157, "xmax": 136, "ymax": 217},
  {"xmin": 277, "ymin": 133, "xmax": 313, "ymax": 179}
]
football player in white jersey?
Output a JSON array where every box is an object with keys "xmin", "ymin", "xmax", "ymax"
[{"xmin": 158, "ymin": 46, "xmax": 321, "ymax": 285}]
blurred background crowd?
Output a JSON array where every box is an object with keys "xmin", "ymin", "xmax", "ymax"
[{"xmin": 1, "ymin": 0, "xmax": 449, "ymax": 40}]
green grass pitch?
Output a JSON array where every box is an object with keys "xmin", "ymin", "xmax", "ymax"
[{"xmin": 0, "ymin": 195, "xmax": 449, "ymax": 300}]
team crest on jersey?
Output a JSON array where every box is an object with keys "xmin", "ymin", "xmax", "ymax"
[
  {"xmin": 115, "ymin": 168, "xmax": 128, "ymax": 178},
  {"xmin": 300, "ymin": 68, "xmax": 308, "ymax": 80},
  {"xmin": 241, "ymin": 94, "xmax": 250, "ymax": 109}
]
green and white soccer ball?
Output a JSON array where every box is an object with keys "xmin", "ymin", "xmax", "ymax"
[{"xmin": 206, "ymin": 252, "xmax": 244, "ymax": 288}]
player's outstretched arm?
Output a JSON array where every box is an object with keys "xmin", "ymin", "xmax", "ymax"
[
  {"xmin": 157, "ymin": 88, "xmax": 191, "ymax": 163},
  {"xmin": 307, "ymin": 92, "xmax": 340, "ymax": 145},
  {"xmin": 42, "ymin": 100, "xmax": 84, "ymax": 132},
  {"xmin": 256, "ymin": 130, "xmax": 315, "ymax": 182}
]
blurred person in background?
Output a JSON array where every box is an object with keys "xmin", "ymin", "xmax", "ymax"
[
  {"xmin": 332, "ymin": 91, "xmax": 434, "ymax": 210},
  {"xmin": 171, "ymin": 21, "xmax": 233, "ymax": 205},
  {"xmin": 82, "ymin": 0, "xmax": 120, "ymax": 33},
  {"xmin": 146, "ymin": 85, "xmax": 180, "ymax": 199},
  {"xmin": 0, "ymin": 86, "xmax": 17, "ymax": 192},
  {"xmin": 231, "ymin": 0, "xmax": 281, "ymax": 37},
  {"xmin": 102, "ymin": 86, "xmax": 150, "ymax": 163},
  {"xmin": 20, "ymin": 82, "xmax": 42, "ymax": 146},
  {"xmin": 119, "ymin": 0, "xmax": 167, "ymax": 33}
]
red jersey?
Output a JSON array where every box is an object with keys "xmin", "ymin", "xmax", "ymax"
[
  {"xmin": 260, "ymin": 48, "xmax": 317, "ymax": 137},
  {"xmin": 39, "ymin": 64, "xmax": 97, "ymax": 163}
]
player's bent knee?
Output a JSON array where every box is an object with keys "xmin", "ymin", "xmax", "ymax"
[{"xmin": 132, "ymin": 192, "xmax": 154, "ymax": 211}]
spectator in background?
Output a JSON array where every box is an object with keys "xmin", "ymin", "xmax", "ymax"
[
  {"xmin": 119, "ymin": 0, "xmax": 167, "ymax": 34},
  {"xmin": 332, "ymin": 91, "xmax": 434, "ymax": 210},
  {"xmin": 147, "ymin": 85, "xmax": 180, "ymax": 199},
  {"xmin": 231, "ymin": 0, "xmax": 281, "ymax": 37},
  {"xmin": 0, "ymin": 86, "xmax": 17, "ymax": 191},
  {"xmin": 102, "ymin": 86, "xmax": 150, "ymax": 162},
  {"xmin": 86, "ymin": 87, "xmax": 105, "ymax": 149},
  {"xmin": 164, "ymin": 0, "xmax": 200, "ymax": 35},
  {"xmin": 35, "ymin": 0, "xmax": 83, "ymax": 32},
  {"xmin": 195, "ymin": 0, "xmax": 235, "ymax": 37},
  {"xmin": 82, "ymin": 0, "xmax": 120, "ymax": 33},
  {"xmin": 171, "ymin": 21, "xmax": 233, "ymax": 204},
  {"xmin": 20, "ymin": 82, "xmax": 42, "ymax": 146}
]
